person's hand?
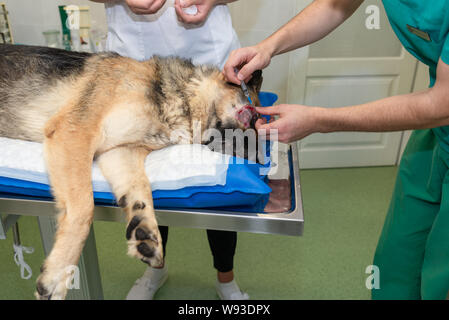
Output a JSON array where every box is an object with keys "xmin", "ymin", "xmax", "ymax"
[
  {"xmin": 126, "ymin": 0, "xmax": 166, "ymax": 15},
  {"xmin": 223, "ymin": 44, "xmax": 273, "ymax": 85},
  {"xmin": 255, "ymin": 104, "xmax": 324, "ymax": 143},
  {"xmin": 174, "ymin": 0, "xmax": 221, "ymax": 25}
]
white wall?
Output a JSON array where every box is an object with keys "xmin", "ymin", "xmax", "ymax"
[
  {"xmin": 2, "ymin": 0, "xmax": 107, "ymax": 46},
  {"xmin": 228, "ymin": 0, "xmax": 302, "ymax": 103}
]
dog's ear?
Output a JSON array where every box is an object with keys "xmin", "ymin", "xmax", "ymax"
[{"xmin": 247, "ymin": 70, "xmax": 263, "ymax": 93}]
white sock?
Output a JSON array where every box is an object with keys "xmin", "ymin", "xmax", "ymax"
[
  {"xmin": 142, "ymin": 264, "xmax": 168, "ymax": 286},
  {"xmin": 126, "ymin": 263, "xmax": 168, "ymax": 300},
  {"xmin": 216, "ymin": 279, "xmax": 249, "ymax": 300}
]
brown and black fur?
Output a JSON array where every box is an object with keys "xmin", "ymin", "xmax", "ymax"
[{"xmin": 0, "ymin": 44, "xmax": 262, "ymax": 300}]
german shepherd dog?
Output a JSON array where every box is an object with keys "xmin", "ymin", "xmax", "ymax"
[{"xmin": 0, "ymin": 44, "xmax": 262, "ymax": 299}]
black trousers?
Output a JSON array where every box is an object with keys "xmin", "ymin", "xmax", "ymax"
[{"xmin": 158, "ymin": 226, "xmax": 237, "ymax": 273}]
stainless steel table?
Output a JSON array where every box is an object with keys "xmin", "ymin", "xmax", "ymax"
[{"xmin": 0, "ymin": 143, "xmax": 304, "ymax": 299}]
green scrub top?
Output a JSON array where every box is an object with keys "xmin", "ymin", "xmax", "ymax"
[{"xmin": 382, "ymin": 0, "xmax": 449, "ymax": 152}]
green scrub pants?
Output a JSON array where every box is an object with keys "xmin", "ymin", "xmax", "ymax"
[{"xmin": 372, "ymin": 129, "xmax": 449, "ymax": 300}]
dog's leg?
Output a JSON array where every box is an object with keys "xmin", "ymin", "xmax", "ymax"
[
  {"xmin": 35, "ymin": 132, "xmax": 97, "ymax": 300},
  {"xmin": 96, "ymin": 147, "xmax": 163, "ymax": 267}
]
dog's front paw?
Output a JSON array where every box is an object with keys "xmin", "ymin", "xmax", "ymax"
[
  {"xmin": 126, "ymin": 215, "xmax": 163, "ymax": 267},
  {"xmin": 35, "ymin": 270, "xmax": 69, "ymax": 300}
]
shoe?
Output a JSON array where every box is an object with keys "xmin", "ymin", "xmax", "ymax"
[
  {"xmin": 216, "ymin": 279, "xmax": 250, "ymax": 300},
  {"xmin": 126, "ymin": 264, "xmax": 168, "ymax": 300}
]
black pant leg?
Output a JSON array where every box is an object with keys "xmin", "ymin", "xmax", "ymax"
[
  {"xmin": 158, "ymin": 225, "xmax": 169, "ymax": 258},
  {"xmin": 206, "ymin": 229, "xmax": 237, "ymax": 273}
]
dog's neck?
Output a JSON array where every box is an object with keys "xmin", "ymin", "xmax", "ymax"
[{"xmin": 186, "ymin": 68, "xmax": 225, "ymax": 133}]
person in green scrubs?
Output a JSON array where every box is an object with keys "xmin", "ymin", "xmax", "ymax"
[{"xmin": 223, "ymin": 0, "xmax": 449, "ymax": 299}]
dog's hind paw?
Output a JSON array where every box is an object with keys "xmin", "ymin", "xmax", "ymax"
[{"xmin": 126, "ymin": 215, "xmax": 163, "ymax": 267}]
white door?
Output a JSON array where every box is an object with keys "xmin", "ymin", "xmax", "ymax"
[{"xmin": 288, "ymin": 0, "xmax": 419, "ymax": 169}]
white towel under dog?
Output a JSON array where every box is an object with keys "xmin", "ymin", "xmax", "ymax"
[{"xmin": 0, "ymin": 137, "xmax": 230, "ymax": 192}]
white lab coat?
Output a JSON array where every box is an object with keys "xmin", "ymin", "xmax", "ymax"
[{"xmin": 105, "ymin": 0, "xmax": 240, "ymax": 69}]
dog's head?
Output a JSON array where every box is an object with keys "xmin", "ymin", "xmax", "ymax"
[
  {"xmin": 215, "ymin": 69, "xmax": 263, "ymax": 131},
  {"xmin": 183, "ymin": 67, "xmax": 264, "ymax": 162},
  {"xmin": 190, "ymin": 69, "xmax": 263, "ymax": 144}
]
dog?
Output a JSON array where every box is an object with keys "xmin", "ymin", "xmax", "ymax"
[{"xmin": 0, "ymin": 44, "xmax": 262, "ymax": 300}]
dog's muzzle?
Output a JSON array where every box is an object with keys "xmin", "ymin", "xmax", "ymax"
[{"xmin": 236, "ymin": 105, "xmax": 260, "ymax": 129}]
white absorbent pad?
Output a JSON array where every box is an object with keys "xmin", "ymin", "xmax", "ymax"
[{"xmin": 0, "ymin": 137, "xmax": 231, "ymax": 192}]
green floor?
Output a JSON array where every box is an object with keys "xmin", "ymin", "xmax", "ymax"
[{"xmin": 0, "ymin": 166, "xmax": 398, "ymax": 300}]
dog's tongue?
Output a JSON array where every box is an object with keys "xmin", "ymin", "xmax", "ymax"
[{"xmin": 236, "ymin": 105, "xmax": 259, "ymax": 128}]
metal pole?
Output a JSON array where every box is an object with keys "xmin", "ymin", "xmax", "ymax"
[{"xmin": 12, "ymin": 222, "xmax": 20, "ymax": 246}]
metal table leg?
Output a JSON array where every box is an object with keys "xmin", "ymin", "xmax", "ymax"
[
  {"xmin": 0, "ymin": 214, "xmax": 20, "ymax": 240},
  {"xmin": 37, "ymin": 216, "xmax": 104, "ymax": 300}
]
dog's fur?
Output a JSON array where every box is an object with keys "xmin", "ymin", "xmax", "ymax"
[{"xmin": 0, "ymin": 44, "xmax": 262, "ymax": 300}]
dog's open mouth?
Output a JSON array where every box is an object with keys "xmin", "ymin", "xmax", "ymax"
[{"xmin": 236, "ymin": 105, "xmax": 259, "ymax": 129}]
